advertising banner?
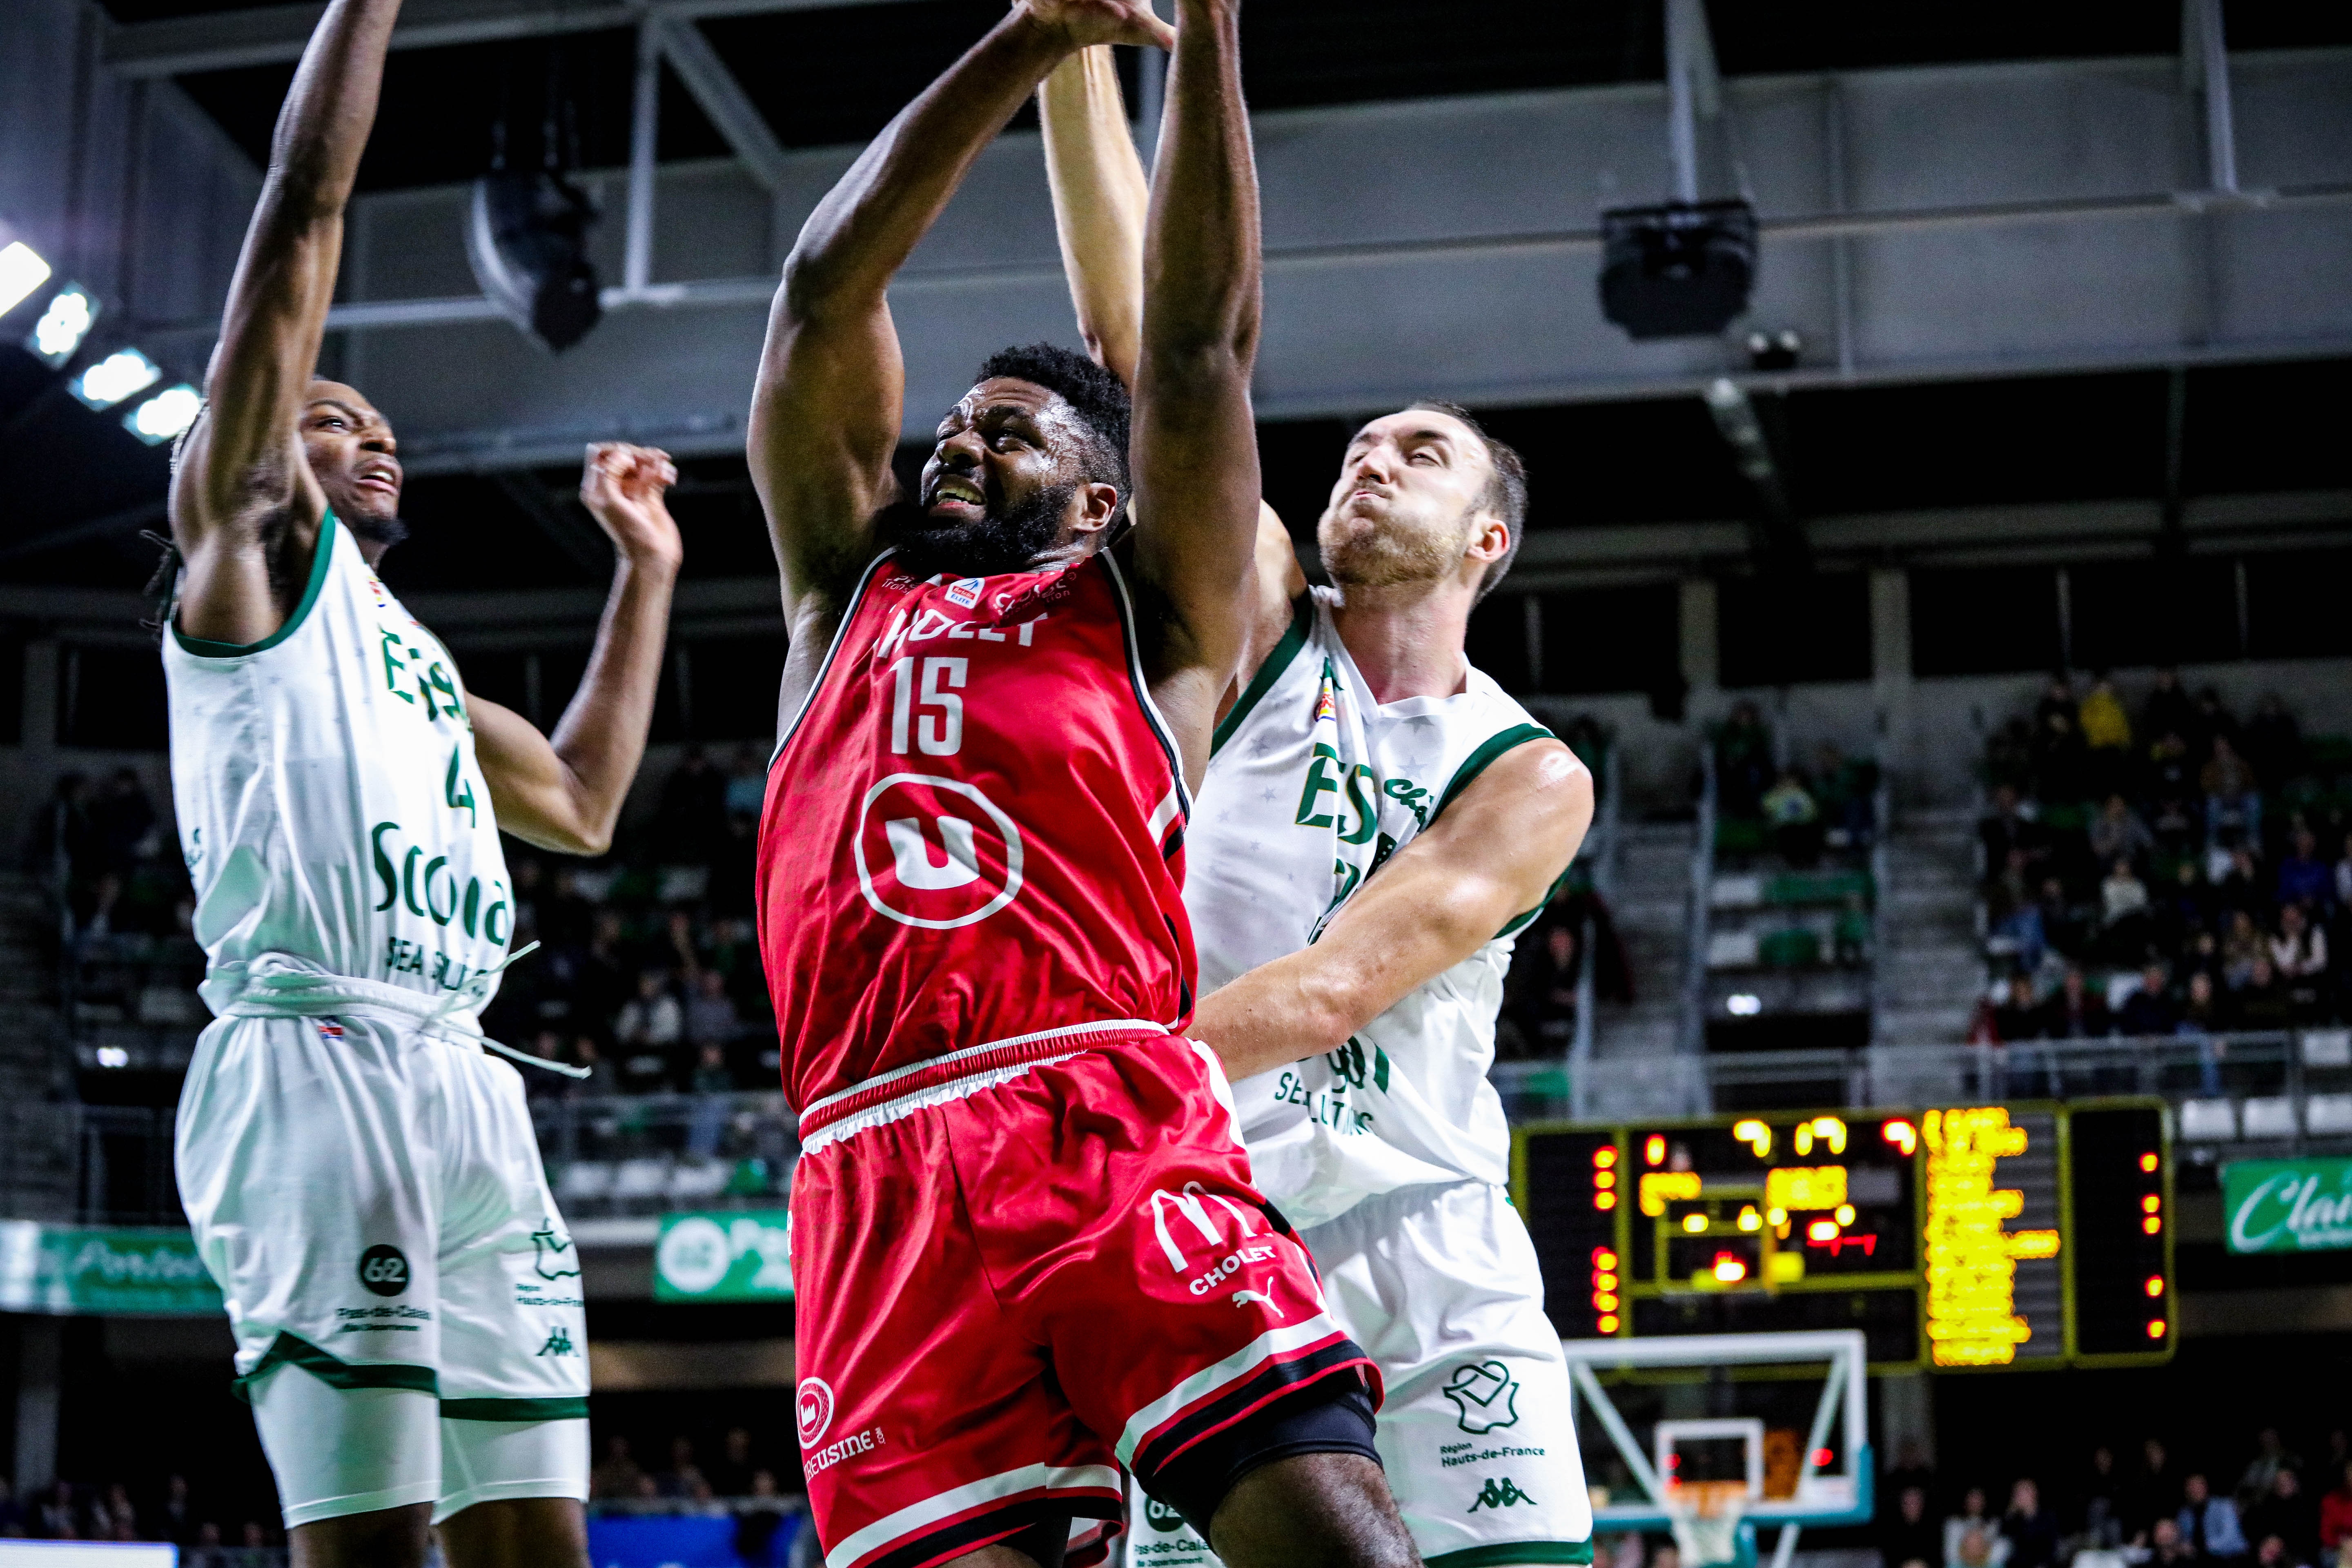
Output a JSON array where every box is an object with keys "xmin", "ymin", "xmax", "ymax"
[
  {"xmin": 0, "ymin": 1221, "xmax": 223, "ymax": 1315},
  {"xmin": 654, "ymin": 1210, "xmax": 793, "ymax": 1302},
  {"xmin": 2223, "ymin": 1158, "xmax": 2352, "ymax": 1254}
]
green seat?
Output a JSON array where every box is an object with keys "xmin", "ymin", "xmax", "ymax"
[
  {"xmin": 1759, "ymin": 928, "xmax": 1821, "ymax": 969},
  {"xmin": 1716, "ymin": 817, "xmax": 1766, "ymax": 854}
]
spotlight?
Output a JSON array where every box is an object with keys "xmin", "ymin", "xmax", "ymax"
[
  {"xmin": 1726, "ymin": 993, "xmax": 1762, "ymax": 1016},
  {"xmin": 0, "ymin": 241, "xmax": 51, "ymax": 316},
  {"xmin": 127, "ymin": 384, "xmax": 202, "ymax": 445},
  {"xmin": 467, "ymin": 169, "xmax": 603, "ymax": 353},
  {"xmin": 71, "ymin": 347, "xmax": 161, "ymax": 410},
  {"xmin": 1599, "ymin": 199, "xmax": 1757, "ymax": 341},
  {"xmin": 28, "ymin": 284, "xmax": 97, "ymax": 364},
  {"xmin": 95, "ymin": 1046, "xmax": 129, "ymax": 1069}
]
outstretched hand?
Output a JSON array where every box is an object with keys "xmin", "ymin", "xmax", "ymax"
[
  {"xmin": 1021, "ymin": 0, "xmax": 1174, "ymax": 51},
  {"xmin": 579, "ymin": 443, "xmax": 683, "ymax": 571}
]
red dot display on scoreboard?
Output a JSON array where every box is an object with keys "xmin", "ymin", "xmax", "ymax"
[{"xmin": 1512, "ymin": 1100, "xmax": 2174, "ymax": 1370}]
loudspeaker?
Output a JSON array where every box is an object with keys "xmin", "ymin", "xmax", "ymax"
[
  {"xmin": 1599, "ymin": 199, "xmax": 1757, "ymax": 341},
  {"xmin": 467, "ymin": 168, "xmax": 603, "ymax": 353}
]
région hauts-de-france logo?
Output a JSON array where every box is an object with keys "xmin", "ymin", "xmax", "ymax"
[
  {"xmin": 853, "ymin": 774, "xmax": 1024, "ymax": 930},
  {"xmin": 1442, "ymin": 1361, "xmax": 1522, "ymax": 1434},
  {"xmin": 797, "ymin": 1377, "xmax": 837, "ymax": 1449}
]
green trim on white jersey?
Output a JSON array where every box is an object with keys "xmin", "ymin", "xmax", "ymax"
[{"xmin": 172, "ymin": 510, "xmax": 340, "ymax": 658}]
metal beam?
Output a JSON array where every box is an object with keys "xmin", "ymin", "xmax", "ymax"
[
  {"xmin": 102, "ymin": 0, "xmax": 905, "ymax": 80},
  {"xmin": 2189, "ymin": 0, "xmax": 2239, "ymax": 195},
  {"xmin": 624, "ymin": 21, "xmax": 661, "ymax": 292},
  {"xmin": 649, "ymin": 13, "xmax": 791, "ymax": 193}
]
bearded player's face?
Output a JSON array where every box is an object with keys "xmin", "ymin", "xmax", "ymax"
[
  {"xmin": 906, "ymin": 377, "xmax": 1086, "ymax": 578},
  {"xmin": 1316, "ymin": 407, "xmax": 1494, "ymax": 589},
  {"xmin": 299, "ymin": 379, "xmax": 407, "ymax": 544}
]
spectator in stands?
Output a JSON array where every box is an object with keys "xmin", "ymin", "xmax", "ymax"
[
  {"xmin": 2144, "ymin": 669, "xmax": 2196, "ymax": 752},
  {"xmin": 576, "ymin": 909, "xmax": 634, "ymax": 1030},
  {"xmin": 2242, "ymin": 1431, "xmax": 2305, "ymax": 1512},
  {"xmin": 1987, "ymin": 717, "xmax": 2038, "ymax": 795},
  {"xmin": 660, "ymin": 1437, "xmax": 708, "ymax": 1499},
  {"xmin": 2317, "ymin": 1462, "xmax": 2352, "ymax": 1560},
  {"xmin": 2033, "ymin": 704, "xmax": 2089, "ymax": 804},
  {"xmin": 524, "ymin": 1028, "xmax": 570, "ymax": 1101},
  {"xmin": 2102, "ymin": 857, "xmax": 2153, "ymax": 962},
  {"xmin": 35, "ymin": 1481, "xmax": 77, "ymax": 1539},
  {"xmin": 540, "ymin": 865, "xmax": 595, "ymax": 954},
  {"xmin": 2007, "ymin": 1481, "xmax": 2060, "ymax": 1568},
  {"xmin": 2249, "ymin": 1470, "xmax": 2321, "ymax": 1567},
  {"xmin": 1982, "ymin": 787, "xmax": 2040, "ymax": 879},
  {"xmin": 2281, "ymin": 829, "xmax": 2332, "ymax": 914},
  {"xmin": 2254, "ymin": 1534, "xmax": 2308, "ymax": 1568},
  {"xmin": 725, "ymin": 744, "xmax": 768, "ymax": 820},
  {"xmin": 1507, "ymin": 922, "xmax": 1582, "ymax": 1057},
  {"xmin": 1715, "ymin": 702, "xmax": 1774, "ymax": 820},
  {"xmin": 2274, "ymin": 904, "xmax": 2330, "ymax": 1020},
  {"xmin": 89, "ymin": 766, "xmax": 156, "ymax": 876},
  {"xmin": 2120, "ymin": 962, "xmax": 2178, "ymax": 1037},
  {"xmin": 2156, "ymin": 861, "xmax": 2215, "ymax": 957},
  {"xmin": 2197, "ymin": 686, "xmax": 2242, "ymax": 754},
  {"xmin": 0, "ymin": 1477, "xmax": 20, "ymax": 1537},
  {"xmin": 2245, "ymin": 694, "xmax": 2305, "ymax": 791},
  {"xmin": 1762, "ymin": 769, "xmax": 1824, "ymax": 867},
  {"xmin": 1815, "ymin": 744, "xmax": 1878, "ymax": 847},
  {"xmin": 591, "ymin": 1437, "xmax": 646, "ymax": 1499},
  {"xmin": 1993, "ymin": 975, "xmax": 2044, "ymax": 1042},
  {"xmin": 2082, "ymin": 1446, "xmax": 2125, "ymax": 1551},
  {"xmin": 2042, "ymin": 967, "xmax": 2112, "ymax": 1040},
  {"xmin": 2091, "ymin": 796, "xmax": 2156, "ymax": 870},
  {"xmin": 2149, "ymin": 1519, "xmax": 2195, "ymax": 1568},
  {"xmin": 2239, "ymin": 957, "xmax": 2295, "ymax": 1031},
  {"xmin": 2080, "ymin": 674, "xmax": 2134, "ymax": 795},
  {"xmin": 27, "ymin": 771, "xmax": 92, "ymax": 889},
  {"xmin": 706, "ymin": 1426, "xmax": 759, "ymax": 1497},
  {"xmin": 685, "ymin": 968, "xmax": 742, "ymax": 1053},
  {"xmin": 2038, "ymin": 876, "xmax": 2091, "ymax": 964},
  {"xmin": 567, "ymin": 1035, "xmax": 616, "ymax": 1097},
  {"xmin": 150, "ymin": 1475, "xmax": 194, "ymax": 1546},
  {"xmin": 2132, "ymin": 1440, "xmax": 2186, "ymax": 1544},
  {"xmin": 1885, "ymin": 1485, "xmax": 1940, "ymax": 1568},
  {"xmin": 2204, "ymin": 735, "xmax": 2263, "ymax": 846},
  {"xmin": 1954, "ymin": 1526, "xmax": 2002, "ymax": 1568},
  {"xmin": 2336, "ymin": 833, "xmax": 2352, "ymax": 915},
  {"xmin": 2225, "ymin": 909, "xmax": 2269, "ymax": 990},
  {"xmin": 616, "ymin": 969, "xmax": 684, "ymax": 1092}
]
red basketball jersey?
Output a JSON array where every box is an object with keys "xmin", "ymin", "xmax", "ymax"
[{"xmin": 757, "ymin": 550, "xmax": 1195, "ymax": 1112}]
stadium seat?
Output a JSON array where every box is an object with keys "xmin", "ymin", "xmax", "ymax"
[
  {"xmin": 1708, "ymin": 931, "xmax": 1761, "ymax": 969},
  {"xmin": 2243, "ymin": 1097, "xmax": 2299, "ymax": 1138},
  {"xmin": 2303, "ymin": 1031, "xmax": 2352, "ymax": 1069},
  {"xmin": 557, "ymin": 1161, "xmax": 614, "ymax": 1202},
  {"xmin": 668, "ymin": 1159, "xmax": 731, "ymax": 1201},
  {"xmin": 2177, "ymin": 1100, "xmax": 2238, "ymax": 1141},
  {"xmin": 612, "ymin": 1157, "xmax": 672, "ymax": 1202},
  {"xmin": 2305, "ymin": 1095, "xmax": 2352, "ymax": 1135},
  {"xmin": 1711, "ymin": 874, "xmax": 1764, "ymax": 909}
]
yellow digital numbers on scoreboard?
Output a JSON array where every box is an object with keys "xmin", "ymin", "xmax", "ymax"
[{"xmin": 1512, "ymin": 1100, "xmax": 2173, "ymax": 1372}]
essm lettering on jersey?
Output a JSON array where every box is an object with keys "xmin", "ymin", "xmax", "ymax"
[{"xmin": 804, "ymin": 1427, "xmax": 884, "ymax": 1475}]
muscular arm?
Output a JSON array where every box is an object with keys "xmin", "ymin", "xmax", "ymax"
[
  {"xmin": 470, "ymin": 445, "xmax": 682, "ymax": 855},
  {"xmin": 750, "ymin": 2, "xmax": 1174, "ymax": 678},
  {"xmin": 1194, "ymin": 741, "xmax": 1594, "ymax": 1080},
  {"xmin": 1127, "ymin": 0, "xmax": 1264, "ymax": 780},
  {"xmin": 171, "ymin": 0, "xmax": 399, "ymax": 645},
  {"xmin": 1040, "ymin": 47, "xmax": 1150, "ymax": 387}
]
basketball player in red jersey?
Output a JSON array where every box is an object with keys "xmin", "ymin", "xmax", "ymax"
[{"xmin": 747, "ymin": 4, "xmax": 1418, "ymax": 1568}]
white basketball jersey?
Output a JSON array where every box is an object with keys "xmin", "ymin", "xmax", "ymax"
[
  {"xmin": 163, "ymin": 515, "xmax": 514, "ymax": 1016},
  {"xmin": 1189, "ymin": 588, "xmax": 1578, "ymax": 1231}
]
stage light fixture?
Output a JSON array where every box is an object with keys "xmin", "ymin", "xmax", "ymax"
[
  {"xmin": 1598, "ymin": 199, "xmax": 1757, "ymax": 341},
  {"xmin": 29, "ymin": 284, "xmax": 97, "ymax": 364},
  {"xmin": 467, "ymin": 168, "xmax": 603, "ymax": 353},
  {"xmin": 1726, "ymin": 993, "xmax": 1761, "ymax": 1016},
  {"xmin": 127, "ymin": 383, "xmax": 202, "ymax": 445},
  {"xmin": 0, "ymin": 241, "xmax": 51, "ymax": 316},
  {"xmin": 72, "ymin": 347, "xmax": 161, "ymax": 410}
]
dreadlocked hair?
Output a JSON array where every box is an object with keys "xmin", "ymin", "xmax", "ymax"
[{"xmin": 140, "ymin": 531, "xmax": 183, "ymax": 645}]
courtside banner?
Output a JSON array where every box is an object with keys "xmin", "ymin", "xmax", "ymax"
[
  {"xmin": 654, "ymin": 1210, "xmax": 793, "ymax": 1302},
  {"xmin": 0, "ymin": 1221, "xmax": 223, "ymax": 1315},
  {"xmin": 2223, "ymin": 1157, "xmax": 2352, "ymax": 1254}
]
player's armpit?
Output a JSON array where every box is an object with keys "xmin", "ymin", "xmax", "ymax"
[{"xmin": 1192, "ymin": 739, "xmax": 1594, "ymax": 1082}]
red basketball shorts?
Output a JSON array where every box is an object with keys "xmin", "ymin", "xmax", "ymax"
[{"xmin": 787, "ymin": 1026, "xmax": 1379, "ymax": 1568}]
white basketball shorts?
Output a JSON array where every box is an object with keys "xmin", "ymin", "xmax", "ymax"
[
  {"xmin": 1124, "ymin": 1178, "xmax": 1591, "ymax": 1568},
  {"xmin": 176, "ymin": 1010, "xmax": 590, "ymax": 1527}
]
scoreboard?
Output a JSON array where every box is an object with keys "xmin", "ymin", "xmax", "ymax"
[{"xmin": 1513, "ymin": 1101, "xmax": 2173, "ymax": 1370}]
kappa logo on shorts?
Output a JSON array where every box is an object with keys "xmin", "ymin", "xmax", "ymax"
[
  {"xmin": 357, "ymin": 1244, "xmax": 411, "ymax": 1298},
  {"xmin": 1468, "ymin": 1477, "xmax": 1537, "ymax": 1512},
  {"xmin": 532, "ymin": 1223, "xmax": 581, "ymax": 1281},
  {"xmin": 1443, "ymin": 1361, "xmax": 1522, "ymax": 1434},
  {"xmin": 796, "ymin": 1377, "xmax": 836, "ymax": 1449},
  {"xmin": 537, "ymin": 1325, "xmax": 577, "ymax": 1357}
]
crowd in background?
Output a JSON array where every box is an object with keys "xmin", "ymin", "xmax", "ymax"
[
  {"xmin": 0, "ymin": 1471, "xmax": 275, "ymax": 1558},
  {"xmin": 1974, "ymin": 672, "xmax": 2352, "ymax": 1040},
  {"xmin": 1711, "ymin": 699, "xmax": 1882, "ymax": 867},
  {"xmin": 1873, "ymin": 1428, "xmax": 2352, "ymax": 1568}
]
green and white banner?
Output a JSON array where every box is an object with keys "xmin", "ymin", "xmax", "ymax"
[
  {"xmin": 0, "ymin": 1221, "xmax": 223, "ymax": 1315},
  {"xmin": 2223, "ymin": 1158, "xmax": 2352, "ymax": 1254},
  {"xmin": 654, "ymin": 1209, "xmax": 793, "ymax": 1302}
]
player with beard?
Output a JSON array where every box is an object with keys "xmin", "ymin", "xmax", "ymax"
[
  {"xmin": 161, "ymin": 3, "xmax": 682, "ymax": 1564},
  {"xmin": 1040, "ymin": 56, "xmax": 1596, "ymax": 1568},
  {"xmin": 749, "ymin": 3, "xmax": 1419, "ymax": 1568}
]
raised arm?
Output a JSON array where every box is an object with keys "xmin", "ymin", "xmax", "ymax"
[
  {"xmin": 471, "ymin": 445, "xmax": 682, "ymax": 855},
  {"xmin": 171, "ymin": 0, "xmax": 399, "ymax": 646},
  {"xmin": 750, "ymin": 1, "xmax": 1174, "ymax": 652},
  {"xmin": 1039, "ymin": 47, "xmax": 1150, "ymax": 386},
  {"xmin": 1125, "ymin": 0, "xmax": 1265, "ymax": 772},
  {"xmin": 1193, "ymin": 741, "xmax": 1594, "ymax": 1080}
]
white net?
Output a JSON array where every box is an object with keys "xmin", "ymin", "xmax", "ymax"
[{"xmin": 1664, "ymin": 1480, "xmax": 1750, "ymax": 1568}]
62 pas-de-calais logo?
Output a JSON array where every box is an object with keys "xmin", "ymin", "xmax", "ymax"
[
  {"xmin": 357, "ymin": 1244, "xmax": 411, "ymax": 1298},
  {"xmin": 853, "ymin": 774, "xmax": 1024, "ymax": 929}
]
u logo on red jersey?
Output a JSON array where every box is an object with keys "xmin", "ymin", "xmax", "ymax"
[{"xmin": 853, "ymin": 773, "xmax": 1024, "ymax": 929}]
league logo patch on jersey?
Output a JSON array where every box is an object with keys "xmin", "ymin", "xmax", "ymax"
[
  {"xmin": 316, "ymin": 1019, "xmax": 345, "ymax": 1040},
  {"xmin": 532, "ymin": 1223, "xmax": 581, "ymax": 1281},
  {"xmin": 1442, "ymin": 1360, "xmax": 1522, "ymax": 1434},
  {"xmin": 944, "ymin": 576, "xmax": 984, "ymax": 609}
]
